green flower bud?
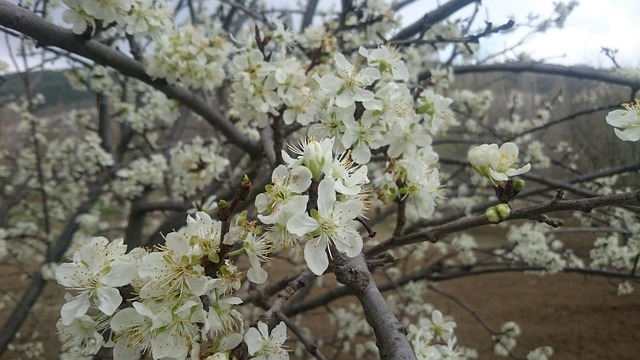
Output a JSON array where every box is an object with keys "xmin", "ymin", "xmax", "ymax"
[
  {"xmin": 485, "ymin": 207, "xmax": 501, "ymax": 223},
  {"xmin": 495, "ymin": 203, "xmax": 511, "ymax": 219},
  {"xmin": 514, "ymin": 179, "xmax": 526, "ymax": 192}
]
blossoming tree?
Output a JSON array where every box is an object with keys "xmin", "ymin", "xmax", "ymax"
[{"xmin": 0, "ymin": 0, "xmax": 638, "ymax": 359}]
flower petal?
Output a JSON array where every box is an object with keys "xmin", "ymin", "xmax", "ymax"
[
  {"xmin": 60, "ymin": 292, "xmax": 90, "ymax": 325},
  {"xmin": 244, "ymin": 327, "xmax": 262, "ymax": 354},
  {"xmin": 96, "ymin": 286, "xmax": 123, "ymax": 316},
  {"xmin": 286, "ymin": 213, "xmax": 318, "ymax": 237},
  {"xmin": 317, "ymin": 178, "xmax": 336, "ymax": 217},
  {"xmin": 304, "ymin": 237, "xmax": 328, "ymax": 275},
  {"xmin": 332, "ymin": 227, "xmax": 363, "ymax": 258}
]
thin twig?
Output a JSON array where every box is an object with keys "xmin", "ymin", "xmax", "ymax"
[{"xmin": 276, "ymin": 313, "xmax": 328, "ymax": 360}]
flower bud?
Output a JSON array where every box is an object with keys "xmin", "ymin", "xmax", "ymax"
[
  {"xmin": 485, "ymin": 207, "xmax": 501, "ymax": 223},
  {"xmin": 468, "ymin": 144, "xmax": 493, "ymax": 178},
  {"xmin": 514, "ymin": 179, "xmax": 526, "ymax": 192},
  {"xmin": 495, "ymin": 203, "xmax": 511, "ymax": 219}
]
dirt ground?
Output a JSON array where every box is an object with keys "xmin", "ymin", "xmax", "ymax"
[
  {"xmin": 1, "ymin": 263, "xmax": 639, "ymax": 360},
  {"xmin": 429, "ymin": 273, "xmax": 640, "ymax": 360}
]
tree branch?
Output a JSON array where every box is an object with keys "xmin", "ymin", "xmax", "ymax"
[
  {"xmin": 258, "ymin": 269, "xmax": 316, "ymax": 324},
  {"xmin": 451, "ymin": 63, "xmax": 640, "ymax": 91},
  {"xmin": 300, "ymin": 0, "xmax": 319, "ymax": 31},
  {"xmin": 331, "ymin": 253, "xmax": 416, "ymax": 360},
  {"xmin": 391, "ymin": 19, "xmax": 514, "ymax": 47},
  {"xmin": 391, "ymin": 0, "xmax": 479, "ymax": 41},
  {"xmin": 367, "ymin": 190, "xmax": 640, "ymax": 256},
  {"xmin": 285, "ymin": 261, "xmax": 640, "ymax": 319}
]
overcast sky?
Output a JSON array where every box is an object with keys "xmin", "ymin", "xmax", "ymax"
[
  {"xmin": 397, "ymin": 0, "xmax": 640, "ymax": 67},
  {"xmin": 1, "ymin": 0, "xmax": 638, "ymax": 71}
]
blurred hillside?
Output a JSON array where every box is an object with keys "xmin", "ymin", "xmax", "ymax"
[{"xmin": 1, "ymin": 70, "xmax": 92, "ymax": 112}]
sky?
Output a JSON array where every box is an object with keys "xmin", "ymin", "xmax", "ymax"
[
  {"xmin": 1, "ymin": 0, "xmax": 639, "ymax": 71},
  {"xmin": 396, "ymin": 0, "xmax": 640, "ymax": 68}
]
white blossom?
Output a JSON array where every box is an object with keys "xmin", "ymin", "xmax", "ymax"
[
  {"xmin": 56, "ymin": 237, "xmax": 136, "ymax": 325},
  {"xmin": 606, "ymin": 98, "xmax": 640, "ymax": 141},
  {"xmin": 287, "ymin": 178, "xmax": 364, "ymax": 275},
  {"xmin": 244, "ymin": 321, "xmax": 289, "ymax": 360}
]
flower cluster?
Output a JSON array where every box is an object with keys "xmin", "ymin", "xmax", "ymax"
[
  {"xmin": 308, "ymin": 46, "xmax": 452, "ymax": 166},
  {"xmin": 115, "ymin": 88, "xmax": 180, "ymax": 134},
  {"xmin": 169, "ymin": 137, "xmax": 230, "ymax": 198},
  {"xmin": 55, "ymin": 211, "xmax": 284, "ymax": 360},
  {"xmin": 56, "ymin": 237, "xmax": 136, "ymax": 327},
  {"xmin": 498, "ymin": 223, "xmax": 584, "ymax": 275},
  {"xmin": 61, "ymin": 0, "xmax": 171, "ymax": 36},
  {"xmin": 407, "ymin": 310, "xmax": 462, "ymax": 359},
  {"xmin": 113, "ymin": 154, "xmax": 168, "ymax": 199},
  {"xmin": 146, "ymin": 25, "xmax": 232, "ymax": 90},
  {"xmin": 451, "ymin": 233, "xmax": 478, "ymax": 265},
  {"xmin": 491, "ymin": 321, "xmax": 553, "ymax": 359},
  {"xmin": 230, "ymin": 45, "xmax": 309, "ymax": 128},
  {"xmin": 493, "ymin": 321, "xmax": 521, "ymax": 356},
  {"xmin": 375, "ymin": 149, "xmax": 441, "ymax": 219},
  {"xmin": 224, "ymin": 38, "xmax": 447, "ymax": 220},
  {"xmin": 590, "ymin": 233, "xmax": 640, "ymax": 272},
  {"xmin": 257, "ymin": 138, "xmax": 369, "ymax": 275}
]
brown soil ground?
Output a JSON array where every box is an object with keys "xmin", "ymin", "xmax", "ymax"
[{"xmin": 429, "ymin": 273, "xmax": 640, "ymax": 360}]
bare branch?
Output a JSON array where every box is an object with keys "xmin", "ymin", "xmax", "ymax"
[
  {"xmin": 259, "ymin": 269, "xmax": 316, "ymax": 324},
  {"xmin": 391, "ymin": 19, "xmax": 514, "ymax": 47},
  {"xmin": 367, "ymin": 190, "xmax": 640, "ymax": 256},
  {"xmin": 451, "ymin": 63, "xmax": 640, "ymax": 92},
  {"xmin": 300, "ymin": 0, "xmax": 319, "ymax": 31},
  {"xmin": 600, "ymin": 47, "xmax": 621, "ymax": 69},
  {"xmin": 276, "ymin": 313, "xmax": 328, "ymax": 360},
  {"xmin": 392, "ymin": 0, "xmax": 479, "ymax": 41}
]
